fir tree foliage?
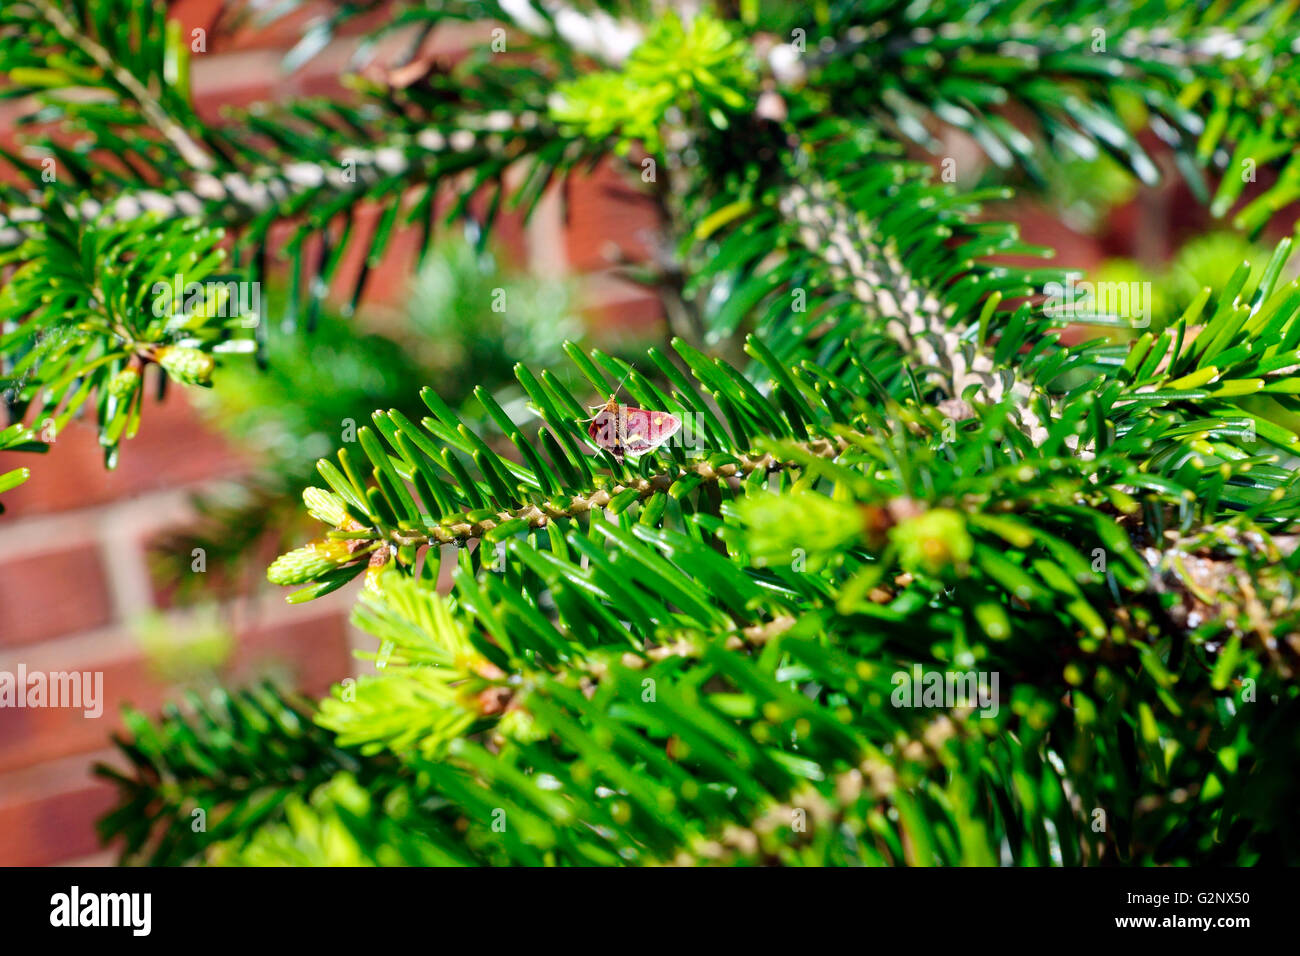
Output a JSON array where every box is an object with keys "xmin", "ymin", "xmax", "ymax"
[{"xmin": 2, "ymin": 1, "xmax": 1299, "ymax": 865}]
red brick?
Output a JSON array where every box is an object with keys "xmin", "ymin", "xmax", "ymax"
[
  {"xmin": 211, "ymin": 3, "xmax": 394, "ymax": 56},
  {"xmin": 0, "ymin": 609, "xmax": 352, "ymax": 774},
  {"xmin": 227, "ymin": 607, "xmax": 354, "ymax": 697},
  {"xmin": 316, "ymin": 194, "xmax": 532, "ymax": 315},
  {"xmin": 993, "ymin": 199, "xmax": 1106, "ymax": 274},
  {"xmin": 0, "ymin": 759, "xmax": 118, "ymax": 866},
  {"xmin": 169, "ymin": 0, "xmax": 225, "ymax": 40},
  {"xmin": 0, "ymin": 606, "xmax": 352, "ymax": 864},
  {"xmin": 0, "ymin": 653, "xmax": 165, "ymax": 775},
  {"xmin": 0, "ymin": 544, "xmax": 112, "ymax": 647},
  {"xmin": 0, "ymin": 385, "xmax": 246, "ymax": 519},
  {"xmin": 579, "ymin": 277, "xmax": 663, "ymax": 335},
  {"xmin": 563, "ymin": 161, "xmax": 661, "ymax": 272},
  {"xmin": 0, "ymin": 770, "xmax": 117, "ymax": 868},
  {"xmin": 0, "ymin": 608, "xmax": 354, "ymax": 864}
]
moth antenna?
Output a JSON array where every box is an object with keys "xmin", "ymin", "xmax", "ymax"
[
  {"xmin": 584, "ymin": 363, "xmax": 637, "ymax": 421},
  {"xmin": 610, "ymin": 362, "xmax": 636, "ymax": 401}
]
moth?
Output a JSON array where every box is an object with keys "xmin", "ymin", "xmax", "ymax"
[{"xmin": 584, "ymin": 376, "xmax": 681, "ymax": 464}]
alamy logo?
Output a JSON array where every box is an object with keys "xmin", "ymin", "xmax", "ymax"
[
  {"xmin": 1043, "ymin": 273, "xmax": 1152, "ymax": 328},
  {"xmin": 151, "ymin": 273, "xmax": 261, "ymax": 327},
  {"xmin": 50, "ymin": 886, "xmax": 151, "ymax": 936},
  {"xmin": 0, "ymin": 665, "xmax": 102, "ymax": 718},
  {"xmin": 891, "ymin": 664, "xmax": 1000, "ymax": 718}
]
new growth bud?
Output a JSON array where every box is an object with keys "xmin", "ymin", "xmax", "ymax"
[
  {"xmin": 156, "ymin": 346, "xmax": 215, "ymax": 385},
  {"xmin": 267, "ymin": 540, "xmax": 354, "ymax": 586},
  {"xmin": 303, "ymin": 487, "xmax": 350, "ymax": 528}
]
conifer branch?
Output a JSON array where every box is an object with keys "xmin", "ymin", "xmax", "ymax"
[
  {"xmin": 779, "ymin": 177, "xmax": 1059, "ymax": 447},
  {"xmin": 26, "ymin": 0, "xmax": 216, "ymax": 172}
]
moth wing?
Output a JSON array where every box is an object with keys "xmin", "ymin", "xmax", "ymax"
[
  {"xmin": 622, "ymin": 408, "xmax": 681, "ymax": 456},
  {"xmin": 656, "ymin": 412, "xmax": 683, "ymax": 442}
]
